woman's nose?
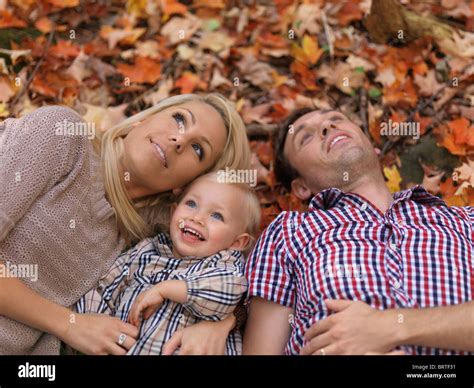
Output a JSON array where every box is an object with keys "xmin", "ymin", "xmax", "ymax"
[{"xmin": 169, "ymin": 134, "xmax": 187, "ymax": 152}]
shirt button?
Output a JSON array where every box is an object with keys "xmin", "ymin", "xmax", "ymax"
[
  {"xmin": 397, "ymin": 219, "xmax": 403, "ymax": 226},
  {"xmin": 360, "ymin": 203, "xmax": 368, "ymax": 211},
  {"xmin": 393, "ymin": 281, "xmax": 401, "ymax": 290},
  {"xmin": 390, "ymin": 242, "xmax": 397, "ymax": 250}
]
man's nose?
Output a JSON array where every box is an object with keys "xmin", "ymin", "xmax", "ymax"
[{"xmin": 320, "ymin": 121, "xmax": 337, "ymax": 139}]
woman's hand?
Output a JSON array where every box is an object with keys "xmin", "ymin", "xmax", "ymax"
[
  {"xmin": 162, "ymin": 314, "xmax": 235, "ymax": 355},
  {"xmin": 60, "ymin": 313, "xmax": 139, "ymax": 355},
  {"xmin": 301, "ymin": 300, "xmax": 398, "ymax": 355},
  {"xmin": 129, "ymin": 286, "xmax": 165, "ymax": 326}
]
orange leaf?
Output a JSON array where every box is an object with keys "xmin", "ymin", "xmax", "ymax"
[
  {"xmin": 448, "ymin": 118, "xmax": 473, "ymax": 146},
  {"xmin": 34, "ymin": 17, "xmax": 54, "ymax": 34},
  {"xmin": 414, "ymin": 112, "xmax": 432, "ymax": 136},
  {"xmin": 437, "ymin": 124, "xmax": 466, "ymax": 156},
  {"xmin": 161, "ymin": 0, "xmax": 187, "ymax": 21},
  {"xmin": 383, "ymin": 78, "xmax": 418, "ymax": 108},
  {"xmin": 337, "ymin": 0, "xmax": 363, "ymax": 26},
  {"xmin": 174, "ymin": 72, "xmax": 200, "ymax": 94},
  {"xmin": 45, "ymin": 0, "xmax": 79, "ymax": 7},
  {"xmin": 255, "ymin": 141, "xmax": 273, "ymax": 167},
  {"xmin": 369, "ymin": 118, "xmax": 382, "ymax": 146},
  {"xmin": 117, "ymin": 57, "xmax": 162, "ymax": 84},
  {"xmin": 290, "ymin": 61, "xmax": 318, "ymax": 91},
  {"xmin": 32, "ymin": 71, "xmax": 78, "ymax": 98},
  {"xmin": 48, "ymin": 40, "xmax": 80, "ymax": 59},
  {"xmin": 0, "ymin": 11, "xmax": 27, "ymax": 28}
]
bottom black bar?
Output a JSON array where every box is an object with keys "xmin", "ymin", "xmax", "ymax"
[{"xmin": 0, "ymin": 356, "xmax": 472, "ymax": 387}]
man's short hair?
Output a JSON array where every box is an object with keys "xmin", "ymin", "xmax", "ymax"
[{"xmin": 273, "ymin": 108, "xmax": 314, "ymax": 191}]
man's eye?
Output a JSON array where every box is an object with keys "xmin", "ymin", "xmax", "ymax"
[
  {"xmin": 300, "ymin": 132, "xmax": 313, "ymax": 146},
  {"xmin": 211, "ymin": 212, "xmax": 224, "ymax": 221},
  {"xmin": 185, "ymin": 200, "xmax": 197, "ymax": 208},
  {"xmin": 173, "ymin": 112, "xmax": 186, "ymax": 130},
  {"xmin": 192, "ymin": 143, "xmax": 204, "ymax": 160}
]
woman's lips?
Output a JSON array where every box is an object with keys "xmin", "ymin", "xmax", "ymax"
[{"xmin": 151, "ymin": 140, "xmax": 168, "ymax": 168}]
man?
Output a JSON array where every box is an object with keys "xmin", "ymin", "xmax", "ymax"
[{"xmin": 243, "ymin": 108, "xmax": 474, "ymax": 355}]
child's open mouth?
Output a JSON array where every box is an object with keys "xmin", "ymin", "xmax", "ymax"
[{"xmin": 181, "ymin": 226, "xmax": 206, "ymax": 243}]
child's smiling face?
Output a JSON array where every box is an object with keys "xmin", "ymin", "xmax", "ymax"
[{"xmin": 169, "ymin": 179, "xmax": 250, "ymax": 258}]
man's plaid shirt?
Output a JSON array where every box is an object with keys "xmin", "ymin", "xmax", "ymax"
[{"xmin": 245, "ymin": 185, "xmax": 473, "ymax": 355}]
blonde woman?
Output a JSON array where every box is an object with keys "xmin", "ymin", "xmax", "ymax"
[{"xmin": 0, "ymin": 93, "xmax": 251, "ymax": 355}]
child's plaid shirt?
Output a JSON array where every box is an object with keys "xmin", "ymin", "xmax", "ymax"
[{"xmin": 76, "ymin": 233, "xmax": 247, "ymax": 355}]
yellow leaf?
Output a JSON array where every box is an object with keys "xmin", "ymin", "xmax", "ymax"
[
  {"xmin": 384, "ymin": 165, "xmax": 402, "ymax": 193},
  {"xmin": 302, "ymin": 35, "xmax": 322, "ymax": 65},
  {"xmin": 127, "ymin": 0, "xmax": 147, "ymax": 16},
  {"xmin": 0, "ymin": 102, "xmax": 9, "ymax": 117}
]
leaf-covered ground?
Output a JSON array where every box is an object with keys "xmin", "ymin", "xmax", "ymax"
[{"xmin": 1, "ymin": 0, "xmax": 473, "ymax": 232}]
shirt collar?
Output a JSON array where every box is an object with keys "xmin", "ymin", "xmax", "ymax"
[
  {"xmin": 309, "ymin": 185, "xmax": 446, "ymax": 211},
  {"xmin": 392, "ymin": 184, "xmax": 446, "ymax": 207},
  {"xmin": 308, "ymin": 187, "xmax": 346, "ymax": 211}
]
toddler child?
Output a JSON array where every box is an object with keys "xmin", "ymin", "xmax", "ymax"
[{"xmin": 75, "ymin": 172, "xmax": 260, "ymax": 355}]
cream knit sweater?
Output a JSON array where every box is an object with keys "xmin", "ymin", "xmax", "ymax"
[{"xmin": 0, "ymin": 106, "xmax": 125, "ymax": 354}]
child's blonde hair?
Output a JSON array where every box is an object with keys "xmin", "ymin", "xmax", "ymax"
[
  {"xmin": 179, "ymin": 172, "xmax": 261, "ymax": 254},
  {"xmin": 91, "ymin": 93, "xmax": 251, "ymax": 244}
]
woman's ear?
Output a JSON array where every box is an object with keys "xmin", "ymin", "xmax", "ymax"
[
  {"xmin": 291, "ymin": 177, "xmax": 313, "ymax": 200},
  {"xmin": 229, "ymin": 233, "xmax": 251, "ymax": 251},
  {"xmin": 172, "ymin": 187, "xmax": 183, "ymax": 196}
]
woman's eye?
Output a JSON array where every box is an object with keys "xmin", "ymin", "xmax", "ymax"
[
  {"xmin": 192, "ymin": 143, "xmax": 204, "ymax": 160},
  {"xmin": 185, "ymin": 200, "xmax": 197, "ymax": 208},
  {"xmin": 211, "ymin": 212, "xmax": 224, "ymax": 221},
  {"xmin": 173, "ymin": 112, "xmax": 186, "ymax": 131}
]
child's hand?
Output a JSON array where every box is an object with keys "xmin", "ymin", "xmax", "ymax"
[{"xmin": 129, "ymin": 285, "xmax": 165, "ymax": 326}]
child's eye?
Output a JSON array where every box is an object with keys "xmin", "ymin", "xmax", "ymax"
[
  {"xmin": 173, "ymin": 112, "xmax": 186, "ymax": 130},
  {"xmin": 211, "ymin": 212, "xmax": 224, "ymax": 221},
  {"xmin": 192, "ymin": 143, "xmax": 204, "ymax": 161},
  {"xmin": 185, "ymin": 200, "xmax": 197, "ymax": 208}
]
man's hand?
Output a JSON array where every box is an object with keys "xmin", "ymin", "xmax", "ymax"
[
  {"xmin": 129, "ymin": 285, "xmax": 165, "ymax": 326},
  {"xmin": 301, "ymin": 299, "xmax": 399, "ymax": 355}
]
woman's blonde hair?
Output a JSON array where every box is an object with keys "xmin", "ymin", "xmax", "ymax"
[{"xmin": 92, "ymin": 93, "xmax": 251, "ymax": 244}]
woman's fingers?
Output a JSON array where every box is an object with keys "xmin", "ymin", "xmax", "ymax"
[
  {"xmin": 143, "ymin": 305, "xmax": 157, "ymax": 320},
  {"xmin": 107, "ymin": 343, "xmax": 128, "ymax": 356},
  {"xmin": 116, "ymin": 332, "xmax": 136, "ymax": 351},
  {"xmin": 162, "ymin": 329, "xmax": 183, "ymax": 355},
  {"xmin": 119, "ymin": 320, "xmax": 139, "ymax": 339},
  {"xmin": 128, "ymin": 305, "xmax": 139, "ymax": 326}
]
